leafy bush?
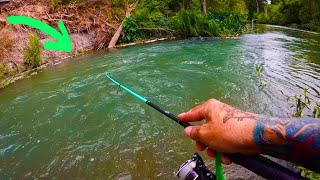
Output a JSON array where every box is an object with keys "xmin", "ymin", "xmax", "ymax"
[
  {"xmin": 120, "ymin": 17, "xmax": 144, "ymax": 43},
  {"xmin": 269, "ymin": 3, "xmax": 286, "ymax": 25},
  {"xmin": 119, "ymin": 0, "xmax": 174, "ymax": 43},
  {"xmin": 257, "ymin": 13, "xmax": 270, "ymax": 24},
  {"xmin": 23, "ymin": 34, "xmax": 41, "ymax": 68},
  {"xmin": 208, "ymin": 12, "xmax": 247, "ymax": 35},
  {"xmin": 0, "ymin": 63, "xmax": 8, "ymax": 79},
  {"xmin": 171, "ymin": 10, "xmax": 220, "ymax": 37},
  {"xmin": 0, "ymin": 62, "xmax": 14, "ymax": 79},
  {"xmin": 132, "ymin": 0, "xmax": 164, "ymax": 27},
  {"xmin": 268, "ymin": 0, "xmax": 320, "ymax": 32},
  {"xmin": 301, "ymin": 12, "xmax": 320, "ymax": 32}
]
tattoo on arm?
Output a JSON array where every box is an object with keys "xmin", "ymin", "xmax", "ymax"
[
  {"xmin": 253, "ymin": 115, "xmax": 320, "ymax": 173},
  {"xmin": 222, "ymin": 105, "xmax": 258, "ymax": 123}
]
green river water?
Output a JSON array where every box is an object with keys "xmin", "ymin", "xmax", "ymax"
[{"xmin": 0, "ymin": 25, "xmax": 320, "ymax": 179}]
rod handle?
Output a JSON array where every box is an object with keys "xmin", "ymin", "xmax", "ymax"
[
  {"xmin": 226, "ymin": 153, "xmax": 306, "ymax": 180},
  {"xmin": 146, "ymin": 101, "xmax": 190, "ymax": 128},
  {"xmin": 145, "ymin": 100, "xmax": 305, "ymax": 179}
]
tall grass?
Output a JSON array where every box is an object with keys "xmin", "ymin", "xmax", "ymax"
[
  {"xmin": 23, "ymin": 34, "xmax": 41, "ymax": 68},
  {"xmin": 0, "ymin": 63, "xmax": 11, "ymax": 79},
  {"xmin": 171, "ymin": 10, "xmax": 220, "ymax": 37},
  {"xmin": 208, "ymin": 12, "xmax": 247, "ymax": 35}
]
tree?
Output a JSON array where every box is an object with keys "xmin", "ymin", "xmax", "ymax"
[
  {"xmin": 256, "ymin": 0, "xmax": 260, "ymax": 13},
  {"xmin": 202, "ymin": 0, "xmax": 207, "ymax": 15}
]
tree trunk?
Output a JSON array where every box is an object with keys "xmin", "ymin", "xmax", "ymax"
[
  {"xmin": 108, "ymin": 1, "xmax": 138, "ymax": 48},
  {"xmin": 184, "ymin": 0, "xmax": 190, "ymax": 10},
  {"xmin": 256, "ymin": 0, "xmax": 260, "ymax": 13},
  {"xmin": 202, "ymin": 0, "xmax": 207, "ymax": 15},
  {"xmin": 264, "ymin": 0, "xmax": 268, "ymax": 15},
  {"xmin": 264, "ymin": 4, "xmax": 268, "ymax": 15}
]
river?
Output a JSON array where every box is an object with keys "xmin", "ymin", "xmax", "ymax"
[{"xmin": 0, "ymin": 25, "xmax": 319, "ymax": 179}]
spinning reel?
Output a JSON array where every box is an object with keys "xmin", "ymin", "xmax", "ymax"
[{"xmin": 176, "ymin": 153, "xmax": 215, "ymax": 180}]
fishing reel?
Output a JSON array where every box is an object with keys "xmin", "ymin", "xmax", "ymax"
[{"xmin": 176, "ymin": 153, "xmax": 215, "ymax": 180}]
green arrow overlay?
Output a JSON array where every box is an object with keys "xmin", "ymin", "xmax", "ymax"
[{"xmin": 7, "ymin": 16, "xmax": 72, "ymax": 52}]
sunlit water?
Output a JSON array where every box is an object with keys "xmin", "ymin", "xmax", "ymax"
[{"xmin": 0, "ymin": 25, "xmax": 319, "ymax": 179}]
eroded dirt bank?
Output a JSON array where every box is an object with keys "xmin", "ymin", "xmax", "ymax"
[{"xmin": 0, "ymin": 0, "xmax": 123, "ymax": 87}]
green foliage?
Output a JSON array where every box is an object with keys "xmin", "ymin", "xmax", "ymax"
[
  {"xmin": 258, "ymin": 0, "xmax": 320, "ymax": 32},
  {"xmin": 293, "ymin": 88, "xmax": 311, "ymax": 118},
  {"xmin": 254, "ymin": 65, "xmax": 266, "ymax": 88},
  {"xmin": 133, "ymin": 0, "xmax": 164, "ymax": 27},
  {"xmin": 0, "ymin": 79, "xmax": 10, "ymax": 88},
  {"xmin": 119, "ymin": 0, "xmax": 175, "ymax": 43},
  {"xmin": 171, "ymin": 10, "xmax": 220, "ymax": 37},
  {"xmin": 51, "ymin": 0, "xmax": 61, "ymax": 9},
  {"xmin": 269, "ymin": 3, "xmax": 286, "ymax": 25},
  {"xmin": 23, "ymin": 34, "xmax": 42, "ymax": 68},
  {"xmin": 208, "ymin": 0, "xmax": 248, "ymax": 15},
  {"xmin": 118, "ymin": 0, "xmax": 251, "ymax": 42},
  {"xmin": 120, "ymin": 17, "xmax": 144, "ymax": 43},
  {"xmin": 314, "ymin": 101, "xmax": 320, "ymax": 118},
  {"xmin": 257, "ymin": 13, "xmax": 270, "ymax": 24},
  {"xmin": 0, "ymin": 63, "xmax": 9, "ymax": 79},
  {"xmin": 301, "ymin": 168, "xmax": 320, "ymax": 180},
  {"xmin": 255, "ymin": 65, "xmax": 262, "ymax": 73},
  {"xmin": 208, "ymin": 12, "xmax": 248, "ymax": 35}
]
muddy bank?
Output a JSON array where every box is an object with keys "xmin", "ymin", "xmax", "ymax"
[
  {"xmin": 0, "ymin": 36, "xmax": 174, "ymax": 88},
  {"xmin": 0, "ymin": 0, "xmax": 122, "ymax": 87}
]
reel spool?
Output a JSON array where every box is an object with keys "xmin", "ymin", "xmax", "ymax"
[{"xmin": 176, "ymin": 153, "xmax": 215, "ymax": 180}]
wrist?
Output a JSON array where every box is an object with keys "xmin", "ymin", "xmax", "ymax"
[{"xmin": 235, "ymin": 112, "xmax": 261, "ymax": 154}]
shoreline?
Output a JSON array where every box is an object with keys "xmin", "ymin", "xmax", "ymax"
[
  {"xmin": 0, "ymin": 37, "xmax": 174, "ymax": 89},
  {"xmin": 0, "ymin": 34, "xmax": 248, "ymax": 89}
]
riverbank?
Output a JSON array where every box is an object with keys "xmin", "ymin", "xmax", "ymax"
[
  {"xmin": 0, "ymin": 36, "xmax": 174, "ymax": 89},
  {"xmin": 0, "ymin": 32, "xmax": 247, "ymax": 89},
  {"xmin": 0, "ymin": 0, "xmax": 253, "ymax": 89},
  {"xmin": 0, "ymin": 0, "xmax": 123, "ymax": 88}
]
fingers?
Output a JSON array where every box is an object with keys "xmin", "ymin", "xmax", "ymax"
[
  {"xmin": 178, "ymin": 103, "xmax": 208, "ymax": 122},
  {"xmin": 184, "ymin": 126, "xmax": 202, "ymax": 141},
  {"xmin": 196, "ymin": 141, "xmax": 207, "ymax": 151},
  {"xmin": 202, "ymin": 148, "xmax": 232, "ymax": 165},
  {"xmin": 221, "ymin": 155, "xmax": 232, "ymax": 165},
  {"xmin": 207, "ymin": 149, "xmax": 231, "ymax": 165},
  {"xmin": 187, "ymin": 131, "xmax": 232, "ymax": 165},
  {"xmin": 206, "ymin": 148, "xmax": 216, "ymax": 157}
]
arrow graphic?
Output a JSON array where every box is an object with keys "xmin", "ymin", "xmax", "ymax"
[{"xmin": 7, "ymin": 16, "xmax": 72, "ymax": 52}]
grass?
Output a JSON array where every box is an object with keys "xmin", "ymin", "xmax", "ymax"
[
  {"xmin": 23, "ymin": 34, "xmax": 42, "ymax": 68},
  {"xmin": 172, "ymin": 10, "xmax": 220, "ymax": 37}
]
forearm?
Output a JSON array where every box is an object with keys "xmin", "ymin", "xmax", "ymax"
[
  {"xmin": 179, "ymin": 99, "xmax": 320, "ymax": 172},
  {"xmin": 252, "ymin": 115, "xmax": 320, "ymax": 172}
]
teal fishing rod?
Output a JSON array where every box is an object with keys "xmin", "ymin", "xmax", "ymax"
[
  {"xmin": 107, "ymin": 74, "xmax": 190, "ymax": 128},
  {"xmin": 106, "ymin": 73, "xmax": 305, "ymax": 180}
]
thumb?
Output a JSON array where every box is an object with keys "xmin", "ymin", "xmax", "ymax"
[{"xmin": 184, "ymin": 126, "xmax": 202, "ymax": 142}]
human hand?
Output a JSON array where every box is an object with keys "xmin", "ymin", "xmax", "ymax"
[{"xmin": 178, "ymin": 99, "xmax": 259, "ymax": 164}]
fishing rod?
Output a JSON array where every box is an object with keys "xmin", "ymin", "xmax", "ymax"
[{"xmin": 106, "ymin": 73, "xmax": 305, "ymax": 180}]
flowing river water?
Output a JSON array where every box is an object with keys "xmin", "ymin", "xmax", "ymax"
[{"xmin": 0, "ymin": 25, "xmax": 320, "ymax": 179}]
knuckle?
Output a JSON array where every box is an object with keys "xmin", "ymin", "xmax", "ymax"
[
  {"xmin": 191, "ymin": 127, "xmax": 202, "ymax": 140},
  {"xmin": 206, "ymin": 99, "xmax": 218, "ymax": 106},
  {"xmin": 197, "ymin": 126, "xmax": 208, "ymax": 139}
]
